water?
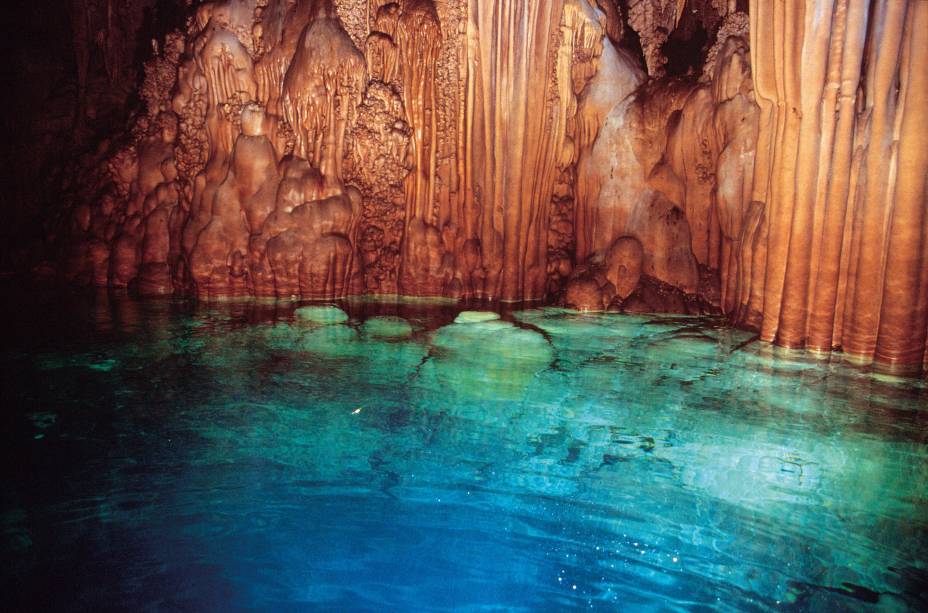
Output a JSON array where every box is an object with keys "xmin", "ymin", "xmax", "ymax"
[{"xmin": 1, "ymin": 286, "xmax": 926, "ymax": 611}]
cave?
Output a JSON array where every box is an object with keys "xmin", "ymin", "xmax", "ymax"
[{"xmin": 2, "ymin": 0, "xmax": 927, "ymax": 610}]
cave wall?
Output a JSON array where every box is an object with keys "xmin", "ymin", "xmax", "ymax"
[
  {"xmin": 59, "ymin": 0, "xmax": 928, "ymax": 373},
  {"xmin": 66, "ymin": 0, "xmax": 657, "ymax": 302},
  {"xmin": 734, "ymin": 0, "xmax": 928, "ymax": 374}
]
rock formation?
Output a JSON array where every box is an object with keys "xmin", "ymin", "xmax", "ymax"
[
  {"xmin": 58, "ymin": 0, "xmax": 928, "ymax": 374},
  {"xmin": 736, "ymin": 1, "xmax": 928, "ymax": 376}
]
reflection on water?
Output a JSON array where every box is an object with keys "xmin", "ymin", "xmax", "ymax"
[{"xmin": 1, "ymin": 287, "xmax": 926, "ymax": 611}]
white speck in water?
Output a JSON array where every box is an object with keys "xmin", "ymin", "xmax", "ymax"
[{"xmin": 672, "ymin": 557, "xmax": 679, "ymax": 563}]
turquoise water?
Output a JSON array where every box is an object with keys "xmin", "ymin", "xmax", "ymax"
[{"xmin": 1, "ymin": 287, "xmax": 926, "ymax": 611}]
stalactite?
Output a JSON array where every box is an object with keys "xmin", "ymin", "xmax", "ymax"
[
  {"xmin": 465, "ymin": 0, "xmax": 573, "ymax": 301},
  {"xmin": 626, "ymin": 0, "xmax": 685, "ymax": 77},
  {"xmin": 741, "ymin": 0, "xmax": 928, "ymax": 374},
  {"xmin": 396, "ymin": 0, "xmax": 440, "ymax": 223},
  {"xmin": 806, "ymin": 0, "xmax": 868, "ymax": 352},
  {"xmin": 395, "ymin": 0, "xmax": 443, "ymax": 295},
  {"xmin": 281, "ymin": 2, "xmax": 367, "ymax": 174},
  {"xmin": 871, "ymin": 2, "xmax": 928, "ymax": 371}
]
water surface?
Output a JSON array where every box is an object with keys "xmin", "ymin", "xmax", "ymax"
[{"xmin": 2, "ymin": 287, "xmax": 926, "ymax": 611}]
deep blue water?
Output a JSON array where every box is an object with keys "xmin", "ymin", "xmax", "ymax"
[{"xmin": 1, "ymin": 286, "xmax": 926, "ymax": 611}]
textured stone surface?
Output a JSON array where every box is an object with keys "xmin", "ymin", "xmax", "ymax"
[
  {"xmin": 66, "ymin": 0, "xmax": 646, "ymax": 303},
  {"xmin": 736, "ymin": 0, "xmax": 928, "ymax": 375}
]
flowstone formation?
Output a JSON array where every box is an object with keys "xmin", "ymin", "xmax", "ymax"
[
  {"xmin": 737, "ymin": 1, "xmax": 928, "ymax": 375},
  {"xmin": 60, "ymin": 0, "xmax": 928, "ymax": 373}
]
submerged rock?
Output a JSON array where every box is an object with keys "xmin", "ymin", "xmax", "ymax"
[
  {"xmin": 300, "ymin": 324, "xmax": 360, "ymax": 357},
  {"xmin": 421, "ymin": 318, "xmax": 554, "ymax": 403},
  {"xmin": 294, "ymin": 305, "xmax": 349, "ymax": 325},
  {"xmin": 453, "ymin": 311, "xmax": 501, "ymax": 324},
  {"xmin": 361, "ymin": 316, "xmax": 415, "ymax": 340}
]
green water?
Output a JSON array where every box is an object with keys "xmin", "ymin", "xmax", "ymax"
[{"xmin": 1, "ymin": 288, "xmax": 926, "ymax": 611}]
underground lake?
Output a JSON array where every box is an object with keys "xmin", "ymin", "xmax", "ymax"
[{"xmin": 2, "ymin": 286, "xmax": 926, "ymax": 611}]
